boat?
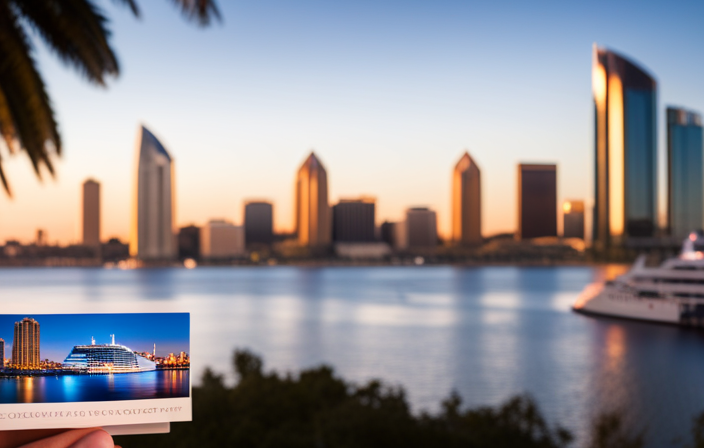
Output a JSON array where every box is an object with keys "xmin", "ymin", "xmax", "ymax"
[
  {"xmin": 63, "ymin": 335, "xmax": 156, "ymax": 373},
  {"xmin": 573, "ymin": 232, "xmax": 704, "ymax": 326}
]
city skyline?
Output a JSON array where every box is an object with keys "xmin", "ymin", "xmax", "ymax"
[{"xmin": 2, "ymin": 2, "xmax": 704, "ymax": 243}]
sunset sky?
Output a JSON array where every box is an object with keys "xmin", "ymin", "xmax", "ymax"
[{"xmin": 1, "ymin": 0, "xmax": 704, "ymax": 244}]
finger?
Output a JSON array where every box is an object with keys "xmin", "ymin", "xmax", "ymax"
[{"xmin": 19, "ymin": 428, "xmax": 113, "ymax": 448}]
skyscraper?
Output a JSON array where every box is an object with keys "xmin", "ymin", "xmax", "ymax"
[
  {"xmin": 12, "ymin": 317, "xmax": 39, "ymax": 369},
  {"xmin": 517, "ymin": 164, "xmax": 557, "ymax": 239},
  {"xmin": 563, "ymin": 200, "xmax": 585, "ymax": 239},
  {"xmin": 332, "ymin": 198, "xmax": 375, "ymax": 242},
  {"xmin": 130, "ymin": 125, "xmax": 175, "ymax": 259},
  {"xmin": 82, "ymin": 179, "xmax": 100, "ymax": 248},
  {"xmin": 667, "ymin": 107, "xmax": 703, "ymax": 240},
  {"xmin": 593, "ymin": 45, "xmax": 657, "ymax": 249},
  {"xmin": 244, "ymin": 201, "xmax": 274, "ymax": 247},
  {"xmin": 406, "ymin": 207, "xmax": 437, "ymax": 248},
  {"xmin": 452, "ymin": 152, "xmax": 482, "ymax": 246},
  {"xmin": 295, "ymin": 152, "xmax": 330, "ymax": 246},
  {"xmin": 0, "ymin": 338, "xmax": 4, "ymax": 366}
]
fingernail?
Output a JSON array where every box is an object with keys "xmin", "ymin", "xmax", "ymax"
[{"xmin": 70, "ymin": 430, "xmax": 114, "ymax": 448}]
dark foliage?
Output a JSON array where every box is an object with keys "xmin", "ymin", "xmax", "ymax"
[{"xmin": 114, "ymin": 349, "xmax": 647, "ymax": 448}]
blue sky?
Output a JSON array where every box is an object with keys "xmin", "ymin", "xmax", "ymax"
[
  {"xmin": 0, "ymin": 313, "xmax": 189, "ymax": 363},
  {"xmin": 1, "ymin": 0, "xmax": 703, "ymax": 242}
]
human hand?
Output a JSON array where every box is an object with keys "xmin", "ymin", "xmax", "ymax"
[{"xmin": 0, "ymin": 428, "xmax": 120, "ymax": 448}]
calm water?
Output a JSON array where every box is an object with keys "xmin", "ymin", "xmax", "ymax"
[
  {"xmin": 0, "ymin": 370, "xmax": 189, "ymax": 403},
  {"xmin": 0, "ymin": 265, "xmax": 702, "ymax": 446}
]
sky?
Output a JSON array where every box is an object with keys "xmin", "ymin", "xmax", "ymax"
[
  {"xmin": 1, "ymin": 0, "xmax": 704, "ymax": 244},
  {"xmin": 0, "ymin": 313, "xmax": 190, "ymax": 363}
]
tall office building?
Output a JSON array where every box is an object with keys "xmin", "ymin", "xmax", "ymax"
[
  {"xmin": 130, "ymin": 125, "xmax": 175, "ymax": 259},
  {"xmin": 244, "ymin": 201, "xmax": 274, "ymax": 246},
  {"xmin": 82, "ymin": 179, "xmax": 101, "ymax": 248},
  {"xmin": 563, "ymin": 200, "xmax": 585, "ymax": 239},
  {"xmin": 295, "ymin": 152, "xmax": 330, "ymax": 246},
  {"xmin": 406, "ymin": 207, "xmax": 437, "ymax": 248},
  {"xmin": 667, "ymin": 107, "xmax": 703, "ymax": 240},
  {"xmin": 0, "ymin": 338, "xmax": 4, "ymax": 366},
  {"xmin": 332, "ymin": 198, "xmax": 375, "ymax": 242},
  {"xmin": 593, "ymin": 45, "xmax": 657, "ymax": 249},
  {"xmin": 452, "ymin": 152, "xmax": 482, "ymax": 245},
  {"xmin": 12, "ymin": 317, "xmax": 39, "ymax": 369},
  {"xmin": 201, "ymin": 220, "xmax": 245, "ymax": 259},
  {"xmin": 517, "ymin": 164, "xmax": 557, "ymax": 239}
]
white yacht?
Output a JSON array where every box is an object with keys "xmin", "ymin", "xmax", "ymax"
[{"xmin": 573, "ymin": 232, "xmax": 704, "ymax": 326}]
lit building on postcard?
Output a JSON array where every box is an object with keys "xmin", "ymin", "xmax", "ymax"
[
  {"xmin": 452, "ymin": 151, "xmax": 482, "ymax": 246},
  {"xmin": 667, "ymin": 107, "xmax": 703, "ymax": 240},
  {"xmin": 517, "ymin": 164, "xmax": 557, "ymax": 239},
  {"xmin": 63, "ymin": 335, "xmax": 156, "ymax": 374},
  {"xmin": 12, "ymin": 317, "xmax": 40, "ymax": 369},
  {"xmin": 295, "ymin": 152, "xmax": 331, "ymax": 247},
  {"xmin": 592, "ymin": 45, "xmax": 657, "ymax": 250},
  {"xmin": 130, "ymin": 125, "xmax": 175, "ymax": 260}
]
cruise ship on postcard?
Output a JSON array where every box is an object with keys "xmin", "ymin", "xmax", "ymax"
[{"xmin": 574, "ymin": 232, "xmax": 704, "ymax": 326}]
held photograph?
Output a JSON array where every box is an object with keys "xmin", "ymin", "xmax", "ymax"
[{"xmin": 0, "ymin": 313, "xmax": 190, "ymax": 404}]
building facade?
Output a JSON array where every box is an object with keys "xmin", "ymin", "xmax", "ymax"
[
  {"xmin": 201, "ymin": 220, "xmax": 245, "ymax": 259},
  {"xmin": 82, "ymin": 179, "xmax": 100, "ymax": 248},
  {"xmin": 130, "ymin": 125, "xmax": 175, "ymax": 260},
  {"xmin": 453, "ymin": 152, "xmax": 482, "ymax": 245},
  {"xmin": 12, "ymin": 317, "xmax": 39, "ymax": 369},
  {"xmin": 406, "ymin": 208, "xmax": 437, "ymax": 248},
  {"xmin": 0, "ymin": 338, "xmax": 4, "ymax": 367},
  {"xmin": 593, "ymin": 45, "xmax": 657, "ymax": 249},
  {"xmin": 563, "ymin": 200, "xmax": 585, "ymax": 239},
  {"xmin": 178, "ymin": 225, "xmax": 201, "ymax": 260},
  {"xmin": 667, "ymin": 107, "xmax": 703, "ymax": 240},
  {"xmin": 295, "ymin": 153, "xmax": 331, "ymax": 246},
  {"xmin": 332, "ymin": 198, "xmax": 375, "ymax": 242},
  {"xmin": 244, "ymin": 201, "xmax": 274, "ymax": 247},
  {"xmin": 517, "ymin": 164, "xmax": 557, "ymax": 239}
]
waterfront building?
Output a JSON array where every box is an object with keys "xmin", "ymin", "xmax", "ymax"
[
  {"xmin": 295, "ymin": 152, "xmax": 330, "ymax": 246},
  {"xmin": 406, "ymin": 208, "xmax": 437, "ymax": 248},
  {"xmin": 453, "ymin": 152, "xmax": 482, "ymax": 245},
  {"xmin": 12, "ymin": 317, "xmax": 39, "ymax": 369},
  {"xmin": 130, "ymin": 125, "xmax": 175, "ymax": 260},
  {"xmin": 244, "ymin": 201, "xmax": 274, "ymax": 247},
  {"xmin": 63, "ymin": 335, "xmax": 155, "ymax": 373},
  {"xmin": 667, "ymin": 107, "xmax": 703, "ymax": 240},
  {"xmin": 332, "ymin": 198, "xmax": 375, "ymax": 242},
  {"xmin": 563, "ymin": 200, "xmax": 585, "ymax": 239},
  {"xmin": 82, "ymin": 179, "xmax": 101, "ymax": 248},
  {"xmin": 36, "ymin": 229, "xmax": 45, "ymax": 246},
  {"xmin": 0, "ymin": 338, "xmax": 4, "ymax": 367},
  {"xmin": 201, "ymin": 220, "xmax": 245, "ymax": 259},
  {"xmin": 517, "ymin": 164, "xmax": 557, "ymax": 239},
  {"xmin": 178, "ymin": 225, "xmax": 200, "ymax": 260},
  {"xmin": 593, "ymin": 45, "xmax": 657, "ymax": 249}
]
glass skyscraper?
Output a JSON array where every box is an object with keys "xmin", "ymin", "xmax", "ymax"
[
  {"xmin": 667, "ymin": 107, "xmax": 703, "ymax": 240},
  {"xmin": 592, "ymin": 45, "xmax": 657, "ymax": 249}
]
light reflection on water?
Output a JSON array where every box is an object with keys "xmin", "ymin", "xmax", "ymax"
[{"xmin": 0, "ymin": 266, "xmax": 701, "ymax": 447}]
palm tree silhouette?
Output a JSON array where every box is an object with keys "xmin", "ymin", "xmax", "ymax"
[{"xmin": 0, "ymin": 0, "xmax": 220, "ymax": 194}]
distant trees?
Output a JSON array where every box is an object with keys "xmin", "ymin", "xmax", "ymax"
[{"xmin": 116, "ymin": 349, "xmax": 657, "ymax": 448}]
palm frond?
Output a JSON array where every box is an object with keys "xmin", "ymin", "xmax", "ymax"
[
  {"xmin": 111, "ymin": 0, "xmax": 140, "ymax": 17},
  {"xmin": 170, "ymin": 0, "xmax": 221, "ymax": 26}
]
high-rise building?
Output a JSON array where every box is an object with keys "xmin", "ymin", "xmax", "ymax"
[
  {"xmin": 452, "ymin": 152, "xmax": 482, "ymax": 246},
  {"xmin": 82, "ymin": 179, "xmax": 101, "ymax": 248},
  {"xmin": 201, "ymin": 220, "xmax": 245, "ymax": 259},
  {"xmin": 517, "ymin": 164, "xmax": 557, "ymax": 239},
  {"xmin": 36, "ymin": 229, "xmax": 45, "ymax": 246},
  {"xmin": 332, "ymin": 198, "xmax": 375, "ymax": 242},
  {"xmin": 178, "ymin": 225, "xmax": 201, "ymax": 260},
  {"xmin": 244, "ymin": 201, "xmax": 274, "ymax": 247},
  {"xmin": 406, "ymin": 208, "xmax": 437, "ymax": 248},
  {"xmin": 130, "ymin": 125, "xmax": 175, "ymax": 259},
  {"xmin": 295, "ymin": 152, "xmax": 330, "ymax": 246},
  {"xmin": 593, "ymin": 45, "xmax": 657, "ymax": 249},
  {"xmin": 12, "ymin": 317, "xmax": 39, "ymax": 369},
  {"xmin": 563, "ymin": 200, "xmax": 585, "ymax": 239},
  {"xmin": 667, "ymin": 107, "xmax": 703, "ymax": 240},
  {"xmin": 0, "ymin": 338, "xmax": 4, "ymax": 366}
]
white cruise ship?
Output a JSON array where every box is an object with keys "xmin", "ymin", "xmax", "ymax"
[
  {"xmin": 63, "ymin": 335, "xmax": 156, "ymax": 373},
  {"xmin": 573, "ymin": 233, "xmax": 704, "ymax": 326}
]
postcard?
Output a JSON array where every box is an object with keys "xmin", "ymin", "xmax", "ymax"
[{"xmin": 0, "ymin": 313, "xmax": 190, "ymax": 432}]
